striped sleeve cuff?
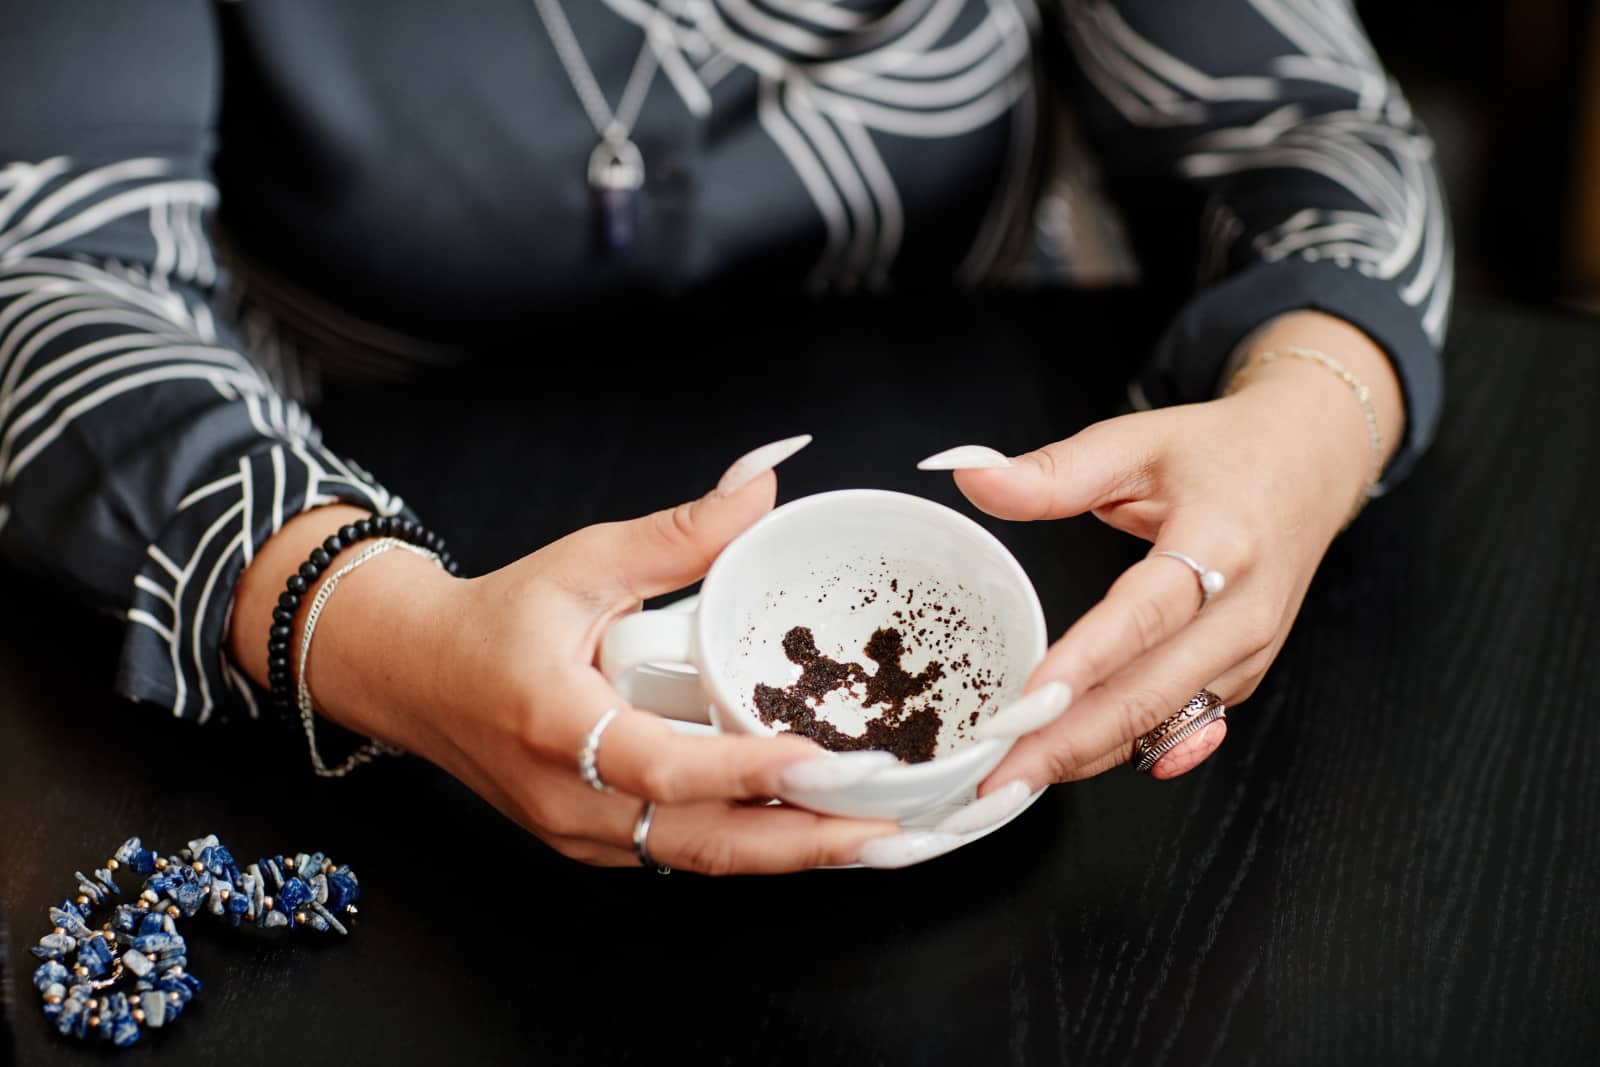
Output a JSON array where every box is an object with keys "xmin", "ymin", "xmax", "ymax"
[{"xmin": 115, "ymin": 437, "xmax": 409, "ymax": 724}]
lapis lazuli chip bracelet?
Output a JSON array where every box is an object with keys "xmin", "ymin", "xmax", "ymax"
[{"xmin": 31, "ymin": 835, "xmax": 360, "ymax": 1048}]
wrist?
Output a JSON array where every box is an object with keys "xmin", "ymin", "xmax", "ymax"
[
  {"xmin": 1224, "ymin": 311, "xmax": 1404, "ymax": 462},
  {"xmin": 1222, "ymin": 311, "xmax": 1404, "ymax": 526},
  {"xmin": 301, "ymin": 542, "xmax": 462, "ymax": 749},
  {"xmin": 228, "ymin": 504, "xmax": 462, "ymax": 749}
]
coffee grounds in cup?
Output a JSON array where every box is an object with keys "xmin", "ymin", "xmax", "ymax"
[{"xmin": 752, "ymin": 625, "xmax": 945, "ymax": 763}]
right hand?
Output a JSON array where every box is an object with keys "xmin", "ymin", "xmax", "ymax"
[{"xmin": 236, "ymin": 443, "xmax": 902, "ymax": 874}]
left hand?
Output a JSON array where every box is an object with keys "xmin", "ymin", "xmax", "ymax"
[{"xmin": 926, "ymin": 312, "xmax": 1404, "ymax": 792}]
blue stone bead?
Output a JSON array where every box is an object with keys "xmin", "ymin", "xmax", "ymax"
[
  {"xmin": 113, "ymin": 1012, "xmax": 141, "ymax": 1047},
  {"xmin": 187, "ymin": 834, "xmax": 220, "ymax": 855},
  {"xmin": 173, "ymin": 879, "xmax": 207, "ymax": 916},
  {"xmin": 74, "ymin": 874, "xmax": 105, "ymax": 904},
  {"xmin": 228, "ymin": 891, "xmax": 250, "ymax": 915},
  {"xmin": 114, "ymin": 905, "xmax": 143, "ymax": 933},
  {"xmin": 132, "ymin": 932, "xmax": 183, "ymax": 958},
  {"xmin": 130, "ymin": 848, "xmax": 155, "ymax": 875},
  {"xmin": 310, "ymin": 901, "xmax": 348, "ymax": 936},
  {"xmin": 104, "ymin": 992, "xmax": 134, "ymax": 1038},
  {"xmin": 158, "ymin": 970, "xmax": 202, "ymax": 998},
  {"xmin": 33, "ymin": 960, "xmax": 68, "ymax": 992},
  {"xmin": 57, "ymin": 997, "xmax": 87, "ymax": 1038},
  {"xmin": 138, "ymin": 913, "xmax": 165, "ymax": 936},
  {"xmin": 49, "ymin": 906, "xmax": 91, "ymax": 937},
  {"xmin": 32, "ymin": 932, "xmax": 74, "ymax": 960},
  {"xmin": 78, "ymin": 953, "xmax": 107, "ymax": 980},
  {"xmin": 42, "ymin": 998, "xmax": 63, "ymax": 1021},
  {"xmin": 300, "ymin": 851, "xmax": 325, "ymax": 878},
  {"xmin": 326, "ymin": 871, "xmax": 359, "ymax": 911},
  {"xmin": 115, "ymin": 838, "xmax": 142, "ymax": 864},
  {"xmin": 263, "ymin": 909, "xmax": 289, "ymax": 929},
  {"xmin": 139, "ymin": 991, "xmax": 167, "ymax": 1028},
  {"xmin": 279, "ymin": 876, "xmax": 312, "ymax": 912},
  {"xmin": 84, "ymin": 936, "xmax": 113, "ymax": 964}
]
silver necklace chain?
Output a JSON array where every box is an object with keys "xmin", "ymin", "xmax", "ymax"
[{"xmin": 529, "ymin": 0, "xmax": 664, "ymax": 143}]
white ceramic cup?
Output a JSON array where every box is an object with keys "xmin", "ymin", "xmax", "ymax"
[{"xmin": 599, "ymin": 489, "xmax": 1047, "ymax": 821}]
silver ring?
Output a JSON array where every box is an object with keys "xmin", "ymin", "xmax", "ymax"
[
  {"xmin": 578, "ymin": 707, "xmax": 619, "ymax": 793},
  {"xmin": 632, "ymin": 801, "xmax": 671, "ymax": 874},
  {"xmin": 1132, "ymin": 689, "xmax": 1227, "ymax": 773},
  {"xmin": 1152, "ymin": 550, "xmax": 1226, "ymax": 606}
]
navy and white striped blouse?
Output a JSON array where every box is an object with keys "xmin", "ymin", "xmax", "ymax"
[{"xmin": 0, "ymin": 0, "xmax": 1450, "ymax": 725}]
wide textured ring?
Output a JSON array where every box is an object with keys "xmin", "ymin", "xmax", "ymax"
[
  {"xmin": 1132, "ymin": 689, "xmax": 1228, "ymax": 773},
  {"xmin": 632, "ymin": 801, "xmax": 671, "ymax": 875},
  {"xmin": 578, "ymin": 707, "xmax": 619, "ymax": 793},
  {"xmin": 1152, "ymin": 550, "xmax": 1226, "ymax": 607}
]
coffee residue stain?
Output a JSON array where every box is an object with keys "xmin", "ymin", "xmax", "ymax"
[{"xmin": 753, "ymin": 625, "xmax": 944, "ymax": 763}]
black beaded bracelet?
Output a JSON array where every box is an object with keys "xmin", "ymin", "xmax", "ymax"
[{"xmin": 266, "ymin": 514, "xmax": 460, "ymax": 715}]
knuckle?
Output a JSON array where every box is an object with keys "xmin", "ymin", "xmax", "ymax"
[
  {"xmin": 1040, "ymin": 742, "xmax": 1087, "ymax": 784},
  {"xmin": 517, "ymin": 786, "xmax": 574, "ymax": 838},
  {"xmin": 1118, "ymin": 686, "xmax": 1175, "ymax": 745},
  {"xmin": 650, "ymin": 501, "xmax": 700, "ymax": 554},
  {"xmin": 1206, "ymin": 519, "xmax": 1259, "ymax": 576},
  {"xmin": 1126, "ymin": 595, "xmax": 1173, "ymax": 654},
  {"xmin": 512, "ymin": 693, "xmax": 550, "ymax": 756},
  {"xmin": 1237, "ymin": 601, "xmax": 1281, "ymax": 653},
  {"xmin": 1230, "ymin": 673, "xmax": 1265, "ymax": 705},
  {"xmin": 676, "ymin": 832, "xmax": 738, "ymax": 877},
  {"xmin": 636, "ymin": 760, "xmax": 690, "ymax": 804}
]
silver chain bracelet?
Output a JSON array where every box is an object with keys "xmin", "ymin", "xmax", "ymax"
[{"xmin": 295, "ymin": 537, "xmax": 442, "ymax": 777}]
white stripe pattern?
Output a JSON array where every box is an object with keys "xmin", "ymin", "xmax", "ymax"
[
  {"xmin": 606, "ymin": 0, "xmax": 1040, "ymax": 290},
  {"xmin": 1063, "ymin": 0, "xmax": 1452, "ymax": 343},
  {"xmin": 0, "ymin": 155, "xmax": 404, "ymax": 722}
]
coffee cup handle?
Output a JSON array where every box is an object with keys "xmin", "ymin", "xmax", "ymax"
[{"xmin": 599, "ymin": 612, "xmax": 715, "ymax": 725}]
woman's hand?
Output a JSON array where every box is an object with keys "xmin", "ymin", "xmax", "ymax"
[
  {"xmin": 230, "ymin": 437, "xmax": 902, "ymax": 875},
  {"xmin": 921, "ymin": 311, "xmax": 1405, "ymax": 791}
]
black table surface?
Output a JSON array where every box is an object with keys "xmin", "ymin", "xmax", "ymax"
[{"xmin": 2, "ymin": 290, "xmax": 1598, "ymax": 1066}]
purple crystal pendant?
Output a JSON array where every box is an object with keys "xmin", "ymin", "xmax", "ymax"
[{"xmin": 587, "ymin": 133, "xmax": 644, "ymax": 254}]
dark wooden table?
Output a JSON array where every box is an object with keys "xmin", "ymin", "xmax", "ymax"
[{"xmin": 3, "ymin": 291, "xmax": 1597, "ymax": 1065}]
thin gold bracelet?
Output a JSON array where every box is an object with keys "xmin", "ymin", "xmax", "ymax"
[{"xmin": 1226, "ymin": 346, "xmax": 1383, "ymax": 528}]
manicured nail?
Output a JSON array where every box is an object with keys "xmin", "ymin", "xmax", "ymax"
[
  {"xmin": 857, "ymin": 831, "xmax": 964, "ymax": 870},
  {"xmin": 717, "ymin": 434, "xmax": 813, "ymax": 495},
  {"xmin": 931, "ymin": 781, "xmax": 1032, "ymax": 835},
  {"xmin": 916, "ymin": 445, "xmax": 1011, "ymax": 470},
  {"xmin": 776, "ymin": 750, "xmax": 899, "ymax": 793},
  {"xmin": 972, "ymin": 681, "xmax": 1073, "ymax": 741}
]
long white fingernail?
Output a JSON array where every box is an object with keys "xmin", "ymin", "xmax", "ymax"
[
  {"xmin": 857, "ymin": 831, "xmax": 964, "ymax": 870},
  {"xmin": 916, "ymin": 445, "xmax": 1012, "ymax": 470},
  {"xmin": 776, "ymin": 750, "xmax": 899, "ymax": 793},
  {"xmin": 717, "ymin": 434, "xmax": 813, "ymax": 495},
  {"xmin": 931, "ymin": 781, "xmax": 1033, "ymax": 835},
  {"xmin": 973, "ymin": 681, "xmax": 1073, "ymax": 741}
]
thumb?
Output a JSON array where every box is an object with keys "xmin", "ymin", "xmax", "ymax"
[
  {"xmin": 590, "ymin": 435, "xmax": 812, "ymax": 600},
  {"xmin": 920, "ymin": 416, "xmax": 1160, "ymax": 522}
]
